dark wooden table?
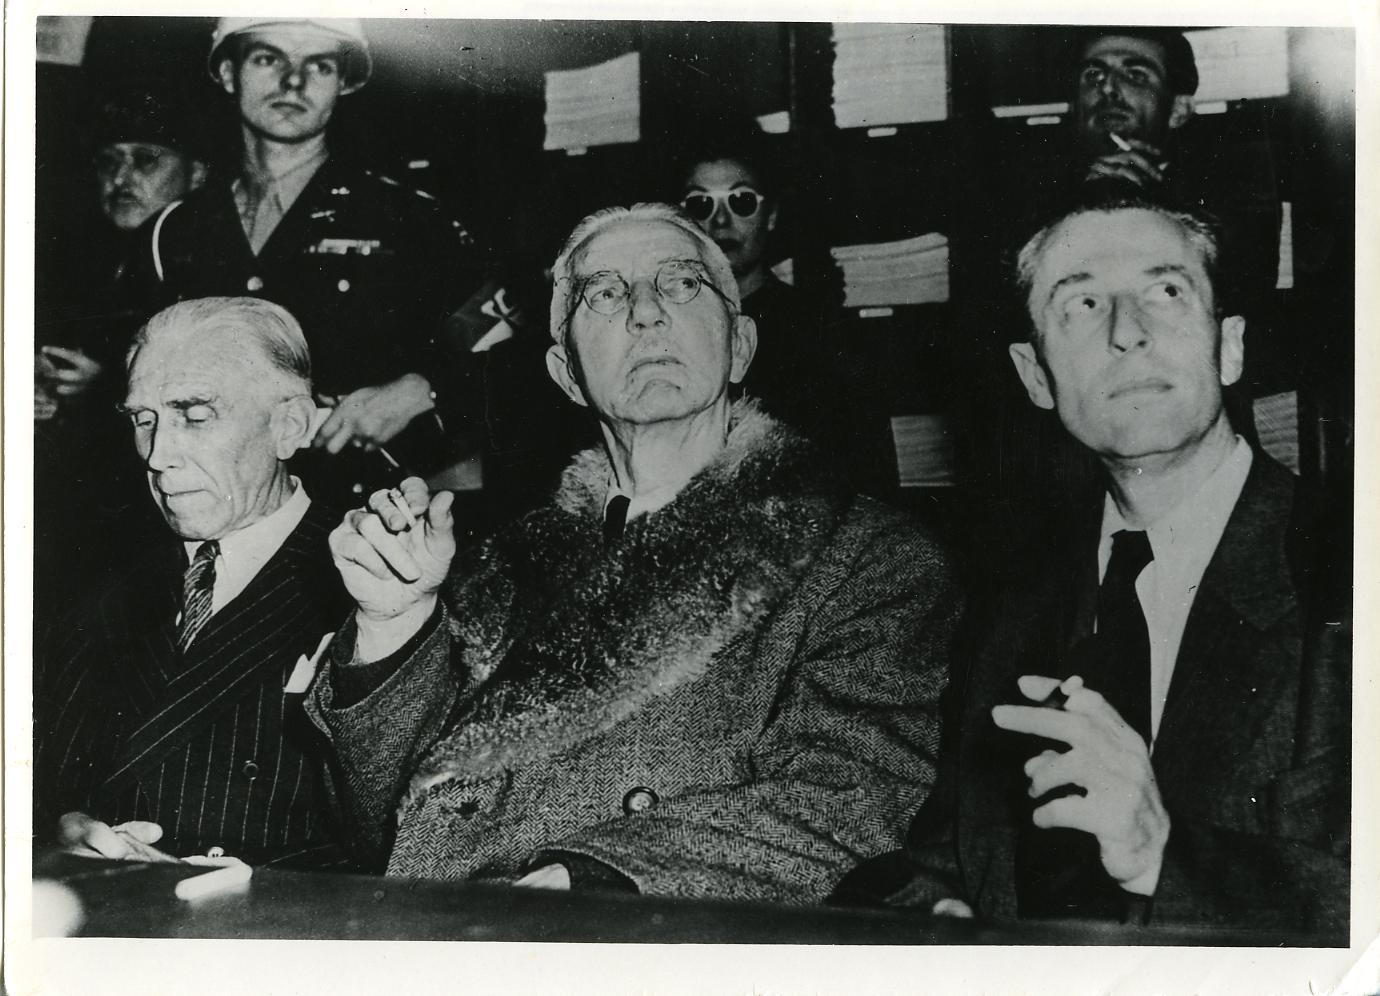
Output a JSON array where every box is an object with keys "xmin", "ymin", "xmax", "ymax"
[{"xmin": 34, "ymin": 853, "xmax": 1312, "ymax": 945}]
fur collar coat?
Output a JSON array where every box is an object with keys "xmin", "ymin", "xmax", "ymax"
[{"xmin": 314, "ymin": 403, "xmax": 960, "ymax": 901}]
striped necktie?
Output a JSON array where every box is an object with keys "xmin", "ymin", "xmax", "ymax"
[{"xmin": 178, "ymin": 540, "xmax": 220, "ymax": 653}]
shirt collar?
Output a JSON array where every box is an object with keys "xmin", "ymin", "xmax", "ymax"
[
  {"xmin": 1099, "ymin": 437, "xmax": 1254, "ymax": 578},
  {"xmin": 184, "ymin": 478, "xmax": 311, "ymax": 577}
]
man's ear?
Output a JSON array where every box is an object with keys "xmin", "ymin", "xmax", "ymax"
[
  {"xmin": 188, "ymin": 159, "xmax": 209, "ymax": 193},
  {"xmin": 1168, "ymin": 94, "xmax": 1194, "ymax": 131},
  {"xmin": 730, "ymin": 314, "xmax": 758, "ymax": 385},
  {"xmin": 272, "ymin": 393, "xmax": 319, "ymax": 458},
  {"xmin": 545, "ymin": 343, "xmax": 588, "ymax": 407},
  {"xmin": 1218, "ymin": 315, "xmax": 1246, "ymax": 387},
  {"xmin": 1008, "ymin": 341, "xmax": 1056, "ymax": 411},
  {"xmin": 217, "ymin": 59, "xmax": 237, "ymax": 96}
]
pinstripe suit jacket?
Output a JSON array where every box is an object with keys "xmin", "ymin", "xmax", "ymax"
[{"xmin": 35, "ymin": 500, "xmax": 353, "ymax": 867}]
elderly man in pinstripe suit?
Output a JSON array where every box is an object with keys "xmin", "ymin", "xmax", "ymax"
[{"xmin": 35, "ymin": 296, "xmax": 352, "ymax": 867}]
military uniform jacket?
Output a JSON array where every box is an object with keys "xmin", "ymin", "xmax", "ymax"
[
  {"xmin": 34, "ymin": 501, "xmax": 355, "ymax": 867},
  {"xmin": 309, "ymin": 405, "xmax": 962, "ymax": 903},
  {"xmin": 125, "ymin": 159, "xmax": 487, "ymax": 484}
]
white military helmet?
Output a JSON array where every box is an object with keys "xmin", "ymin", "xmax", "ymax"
[{"xmin": 207, "ymin": 17, "xmax": 372, "ymax": 90}]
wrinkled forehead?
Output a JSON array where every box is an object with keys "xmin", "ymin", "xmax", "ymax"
[
  {"xmin": 239, "ymin": 26, "xmax": 346, "ymax": 60},
  {"xmin": 1032, "ymin": 209, "xmax": 1205, "ymax": 297},
  {"xmin": 1079, "ymin": 34, "xmax": 1170, "ymax": 73},
  {"xmin": 127, "ymin": 328, "xmax": 276, "ymax": 401},
  {"xmin": 574, "ymin": 218, "xmax": 708, "ymax": 276}
]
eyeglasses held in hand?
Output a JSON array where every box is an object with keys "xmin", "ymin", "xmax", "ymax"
[
  {"xmin": 680, "ymin": 188, "xmax": 764, "ymax": 222},
  {"xmin": 576, "ymin": 259, "xmax": 727, "ymax": 316},
  {"xmin": 94, "ymin": 146, "xmax": 169, "ymax": 179}
]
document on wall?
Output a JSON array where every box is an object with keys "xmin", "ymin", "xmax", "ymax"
[
  {"xmin": 831, "ymin": 232, "xmax": 950, "ymax": 307},
  {"xmin": 891, "ymin": 414, "xmax": 956, "ymax": 488},
  {"xmin": 1186, "ymin": 26, "xmax": 1290, "ymax": 103},
  {"xmin": 543, "ymin": 51, "xmax": 641, "ymax": 151},
  {"xmin": 831, "ymin": 23, "xmax": 949, "ymax": 128}
]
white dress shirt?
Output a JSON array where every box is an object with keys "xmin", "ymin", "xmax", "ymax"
[
  {"xmin": 1096, "ymin": 438, "xmax": 1254, "ymax": 745},
  {"xmin": 183, "ymin": 480, "xmax": 311, "ymax": 617}
]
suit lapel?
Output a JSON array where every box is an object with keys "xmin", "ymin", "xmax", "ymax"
[
  {"xmin": 102, "ymin": 505, "xmax": 341, "ymax": 792},
  {"xmin": 1152, "ymin": 459, "xmax": 1299, "ymax": 779}
]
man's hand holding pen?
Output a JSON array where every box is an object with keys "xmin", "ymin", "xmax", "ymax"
[{"xmin": 992, "ymin": 674, "xmax": 1170, "ymax": 896}]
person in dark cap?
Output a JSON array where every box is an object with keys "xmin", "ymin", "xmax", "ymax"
[
  {"xmin": 35, "ymin": 85, "xmax": 210, "ymax": 629},
  {"xmin": 1071, "ymin": 27, "xmax": 1200, "ymax": 188},
  {"xmin": 92, "ymin": 88, "xmax": 209, "ymax": 233}
]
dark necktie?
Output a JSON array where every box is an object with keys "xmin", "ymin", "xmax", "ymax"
[
  {"xmin": 178, "ymin": 540, "xmax": 220, "ymax": 653},
  {"xmin": 603, "ymin": 494, "xmax": 631, "ymax": 546},
  {"xmin": 1014, "ymin": 530, "xmax": 1155, "ymax": 920},
  {"xmin": 1091, "ymin": 529, "xmax": 1155, "ymax": 744}
]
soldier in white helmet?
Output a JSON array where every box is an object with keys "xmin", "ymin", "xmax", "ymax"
[{"xmin": 123, "ymin": 17, "xmax": 488, "ymax": 503}]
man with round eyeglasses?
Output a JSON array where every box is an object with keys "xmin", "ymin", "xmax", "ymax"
[{"xmin": 303, "ymin": 203, "xmax": 959, "ymax": 902}]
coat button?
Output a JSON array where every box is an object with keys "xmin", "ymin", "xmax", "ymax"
[
  {"xmin": 242, "ymin": 760, "xmax": 259, "ymax": 780},
  {"xmin": 246, "ymin": 275, "xmax": 264, "ymax": 292},
  {"xmin": 622, "ymin": 786, "xmax": 659, "ymax": 815},
  {"xmin": 337, "ymin": 278, "xmax": 351, "ymax": 293}
]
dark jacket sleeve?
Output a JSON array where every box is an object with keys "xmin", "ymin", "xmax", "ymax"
[
  {"xmin": 305, "ymin": 610, "xmax": 465, "ymax": 864},
  {"xmin": 1146, "ymin": 611, "xmax": 1351, "ymax": 940},
  {"xmin": 538, "ymin": 510, "xmax": 963, "ymax": 903}
]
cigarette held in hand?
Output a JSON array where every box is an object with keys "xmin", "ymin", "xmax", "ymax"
[
  {"xmin": 1109, "ymin": 132, "xmax": 1132, "ymax": 152},
  {"xmin": 388, "ymin": 488, "xmax": 417, "ymax": 528},
  {"xmin": 174, "ymin": 861, "xmax": 252, "ymax": 901}
]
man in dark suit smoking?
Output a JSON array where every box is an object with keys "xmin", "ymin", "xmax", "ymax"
[
  {"xmin": 839, "ymin": 188, "xmax": 1349, "ymax": 942},
  {"xmin": 35, "ymin": 296, "xmax": 352, "ymax": 867}
]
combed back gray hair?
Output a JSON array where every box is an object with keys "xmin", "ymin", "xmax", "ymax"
[
  {"xmin": 129, "ymin": 296, "xmax": 312, "ymax": 393},
  {"xmin": 549, "ymin": 202, "xmax": 741, "ymax": 344},
  {"xmin": 1014, "ymin": 191, "xmax": 1227, "ymax": 343}
]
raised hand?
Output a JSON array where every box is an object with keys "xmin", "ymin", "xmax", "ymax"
[
  {"xmin": 1085, "ymin": 136, "xmax": 1168, "ymax": 187},
  {"xmin": 330, "ymin": 477, "xmax": 456, "ymax": 661},
  {"xmin": 992, "ymin": 674, "xmax": 1170, "ymax": 895},
  {"xmin": 313, "ymin": 373, "xmax": 435, "ymax": 454}
]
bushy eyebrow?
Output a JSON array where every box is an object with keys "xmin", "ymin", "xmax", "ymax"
[{"xmin": 1080, "ymin": 54, "xmax": 1166, "ymax": 74}]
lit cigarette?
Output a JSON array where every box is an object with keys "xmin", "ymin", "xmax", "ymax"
[
  {"xmin": 1109, "ymin": 132, "xmax": 1132, "ymax": 152},
  {"xmin": 388, "ymin": 488, "xmax": 417, "ymax": 528},
  {"xmin": 376, "ymin": 446, "xmax": 402, "ymax": 469},
  {"xmin": 174, "ymin": 861, "xmax": 252, "ymax": 901}
]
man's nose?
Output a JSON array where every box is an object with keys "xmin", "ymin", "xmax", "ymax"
[
  {"xmin": 1108, "ymin": 298, "xmax": 1150, "ymax": 353},
  {"xmin": 281, "ymin": 63, "xmax": 307, "ymax": 92},
  {"xmin": 626, "ymin": 279, "xmax": 669, "ymax": 333},
  {"xmin": 1099, "ymin": 69, "xmax": 1124, "ymax": 100},
  {"xmin": 110, "ymin": 160, "xmax": 136, "ymax": 187},
  {"xmin": 143, "ymin": 424, "xmax": 182, "ymax": 471},
  {"xmin": 708, "ymin": 199, "xmax": 733, "ymax": 229}
]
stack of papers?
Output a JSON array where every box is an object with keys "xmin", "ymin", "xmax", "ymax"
[
  {"xmin": 830, "ymin": 233, "xmax": 949, "ymax": 307},
  {"xmin": 1186, "ymin": 27, "xmax": 1290, "ymax": 103},
  {"xmin": 1253, "ymin": 390, "xmax": 1300, "ymax": 474},
  {"xmin": 891, "ymin": 415, "xmax": 956, "ymax": 487},
  {"xmin": 543, "ymin": 51, "xmax": 641, "ymax": 151},
  {"xmin": 1276, "ymin": 201, "xmax": 1294, "ymax": 290},
  {"xmin": 831, "ymin": 23, "xmax": 948, "ymax": 129}
]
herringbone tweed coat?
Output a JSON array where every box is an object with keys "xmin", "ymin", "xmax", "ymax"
[{"xmin": 309, "ymin": 404, "xmax": 960, "ymax": 903}]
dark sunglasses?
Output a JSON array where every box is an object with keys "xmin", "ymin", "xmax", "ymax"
[{"xmin": 680, "ymin": 188, "xmax": 764, "ymax": 222}]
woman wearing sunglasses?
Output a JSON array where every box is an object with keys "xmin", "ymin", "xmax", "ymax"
[{"xmin": 677, "ymin": 126, "xmax": 896, "ymax": 498}]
